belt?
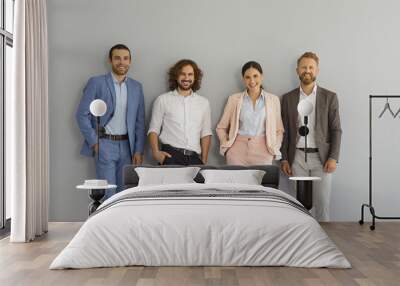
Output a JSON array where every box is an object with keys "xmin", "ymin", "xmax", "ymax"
[
  {"xmin": 297, "ymin": 147, "xmax": 319, "ymax": 153},
  {"xmin": 100, "ymin": 134, "xmax": 128, "ymax": 141},
  {"xmin": 162, "ymin": 144, "xmax": 198, "ymax": 157}
]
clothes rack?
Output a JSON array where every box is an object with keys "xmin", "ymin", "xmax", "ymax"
[{"xmin": 359, "ymin": 95, "xmax": 400, "ymax": 230}]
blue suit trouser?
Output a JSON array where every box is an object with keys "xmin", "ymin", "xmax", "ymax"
[{"xmin": 95, "ymin": 138, "xmax": 131, "ymax": 199}]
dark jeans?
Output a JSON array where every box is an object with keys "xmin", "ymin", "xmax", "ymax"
[{"xmin": 161, "ymin": 145, "xmax": 203, "ymax": 166}]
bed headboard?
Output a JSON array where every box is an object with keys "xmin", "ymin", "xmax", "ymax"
[{"xmin": 123, "ymin": 165, "xmax": 280, "ymax": 189}]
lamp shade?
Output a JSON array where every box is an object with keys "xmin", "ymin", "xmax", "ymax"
[
  {"xmin": 89, "ymin": 99, "xmax": 107, "ymax": 117},
  {"xmin": 297, "ymin": 99, "xmax": 313, "ymax": 116}
]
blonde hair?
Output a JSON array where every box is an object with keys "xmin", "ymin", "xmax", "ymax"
[{"xmin": 297, "ymin": 52, "xmax": 319, "ymax": 66}]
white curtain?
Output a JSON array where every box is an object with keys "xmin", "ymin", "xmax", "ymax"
[{"xmin": 7, "ymin": 0, "xmax": 49, "ymax": 242}]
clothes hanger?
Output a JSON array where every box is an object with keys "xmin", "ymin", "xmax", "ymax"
[
  {"xmin": 393, "ymin": 106, "xmax": 400, "ymax": 118},
  {"xmin": 378, "ymin": 98, "xmax": 395, "ymax": 118}
]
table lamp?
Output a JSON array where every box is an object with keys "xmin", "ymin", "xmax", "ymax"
[
  {"xmin": 89, "ymin": 99, "xmax": 107, "ymax": 160},
  {"xmin": 297, "ymin": 99, "xmax": 313, "ymax": 175}
]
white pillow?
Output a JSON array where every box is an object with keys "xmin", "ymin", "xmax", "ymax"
[
  {"xmin": 200, "ymin": 169, "xmax": 266, "ymax": 185},
  {"xmin": 135, "ymin": 167, "xmax": 201, "ymax": 186}
]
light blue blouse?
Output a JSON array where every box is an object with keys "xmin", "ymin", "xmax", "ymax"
[{"xmin": 238, "ymin": 91, "xmax": 266, "ymax": 137}]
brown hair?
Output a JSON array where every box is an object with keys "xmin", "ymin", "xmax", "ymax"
[
  {"xmin": 297, "ymin": 52, "xmax": 319, "ymax": 66},
  {"xmin": 168, "ymin": 59, "xmax": 203, "ymax": 92}
]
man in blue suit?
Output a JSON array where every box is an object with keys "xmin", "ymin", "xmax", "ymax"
[{"xmin": 76, "ymin": 44, "xmax": 145, "ymax": 199}]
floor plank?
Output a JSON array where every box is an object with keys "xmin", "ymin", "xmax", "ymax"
[{"xmin": 0, "ymin": 222, "xmax": 399, "ymax": 286}]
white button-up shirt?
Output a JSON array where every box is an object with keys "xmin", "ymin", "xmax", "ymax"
[
  {"xmin": 297, "ymin": 84, "xmax": 317, "ymax": 148},
  {"xmin": 148, "ymin": 90, "xmax": 212, "ymax": 154}
]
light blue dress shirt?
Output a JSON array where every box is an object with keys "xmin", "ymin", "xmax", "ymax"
[
  {"xmin": 105, "ymin": 73, "xmax": 128, "ymax": 135},
  {"xmin": 238, "ymin": 91, "xmax": 266, "ymax": 137}
]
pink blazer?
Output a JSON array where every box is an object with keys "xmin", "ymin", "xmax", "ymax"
[{"xmin": 216, "ymin": 91, "xmax": 284, "ymax": 156}]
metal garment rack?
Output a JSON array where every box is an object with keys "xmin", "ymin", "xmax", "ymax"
[{"xmin": 359, "ymin": 95, "xmax": 400, "ymax": 230}]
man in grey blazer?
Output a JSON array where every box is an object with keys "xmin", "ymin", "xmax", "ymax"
[{"xmin": 280, "ymin": 52, "xmax": 342, "ymax": 221}]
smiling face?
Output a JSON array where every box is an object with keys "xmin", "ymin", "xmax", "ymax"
[
  {"xmin": 243, "ymin": 67, "xmax": 263, "ymax": 92},
  {"xmin": 177, "ymin": 64, "xmax": 195, "ymax": 91},
  {"xmin": 109, "ymin": 49, "xmax": 131, "ymax": 76},
  {"xmin": 296, "ymin": 57, "xmax": 319, "ymax": 85}
]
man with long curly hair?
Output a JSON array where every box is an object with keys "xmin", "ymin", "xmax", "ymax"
[{"xmin": 148, "ymin": 59, "xmax": 212, "ymax": 165}]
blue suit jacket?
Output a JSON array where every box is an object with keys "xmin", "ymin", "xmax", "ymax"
[{"xmin": 76, "ymin": 73, "xmax": 145, "ymax": 157}]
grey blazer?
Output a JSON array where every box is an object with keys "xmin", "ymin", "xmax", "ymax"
[{"xmin": 280, "ymin": 86, "xmax": 342, "ymax": 166}]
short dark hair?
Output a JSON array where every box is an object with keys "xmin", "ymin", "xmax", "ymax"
[
  {"xmin": 168, "ymin": 59, "xmax": 203, "ymax": 92},
  {"xmin": 241, "ymin": 61, "xmax": 263, "ymax": 77},
  {"xmin": 108, "ymin": 44, "xmax": 131, "ymax": 60}
]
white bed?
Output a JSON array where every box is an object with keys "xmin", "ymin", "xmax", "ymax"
[{"xmin": 50, "ymin": 182, "xmax": 351, "ymax": 269}]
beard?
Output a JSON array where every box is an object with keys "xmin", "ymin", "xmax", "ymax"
[
  {"xmin": 299, "ymin": 73, "xmax": 316, "ymax": 85},
  {"xmin": 112, "ymin": 65, "xmax": 129, "ymax": 76},
  {"xmin": 177, "ymin": 80, "xmax": 193, "ymax": 91}
]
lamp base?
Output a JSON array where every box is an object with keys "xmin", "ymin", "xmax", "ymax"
[
  {"xmin": 296, "ymin": 180, "xmax": 313, "ymax": 210},
  {"xmin": 88, "ymin": 189, "xmax": 105, "ymax": 215}
]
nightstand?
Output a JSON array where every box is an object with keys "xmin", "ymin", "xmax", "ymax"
[{"xmin": 76, "ymin": 184, "xmax": 117, "ymax": 215}]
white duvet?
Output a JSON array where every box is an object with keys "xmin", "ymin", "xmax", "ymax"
[{"xmin": 50, "ymin": 183, "xmax": 351, "ymax": 269}]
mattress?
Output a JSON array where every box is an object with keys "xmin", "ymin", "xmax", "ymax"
[{"xmin": 50, "ymin": 183, "xmax": 351, "ymax": 269}]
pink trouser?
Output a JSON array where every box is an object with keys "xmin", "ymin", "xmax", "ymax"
[{"xmin": 226, "ymin": 135, "xmax": 274, "ymax": 165}]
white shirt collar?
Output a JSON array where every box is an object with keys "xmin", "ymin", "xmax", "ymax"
[
  {"xmin": 300, "ymin": 84, "xmax": 317, "ymax": 97},
  {"xmin": 173, "ymin": 89, "xmax": 195, "ymax": 98}
]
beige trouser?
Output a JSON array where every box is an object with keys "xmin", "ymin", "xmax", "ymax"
[
  {"xmin": 291, "ymin": 150, "xmax": 332, "ymax": 222},
  {"xmin": 226, "ymin": 135, "xmax": 274, "ymax": 166}
]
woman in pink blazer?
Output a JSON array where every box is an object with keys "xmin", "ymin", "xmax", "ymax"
[{"xmin": 216, "ymin": 61, "xmax": 284, "ymax": 165}]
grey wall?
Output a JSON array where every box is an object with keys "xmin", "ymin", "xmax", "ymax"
[{"xmin": 48, "ymin": 0, "xmax": 400, "ymax": 221}]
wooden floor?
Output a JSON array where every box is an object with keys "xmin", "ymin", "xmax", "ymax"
[{"xmin": 0, "ymin": 222, "xmax": 399, "ymax": 286}]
